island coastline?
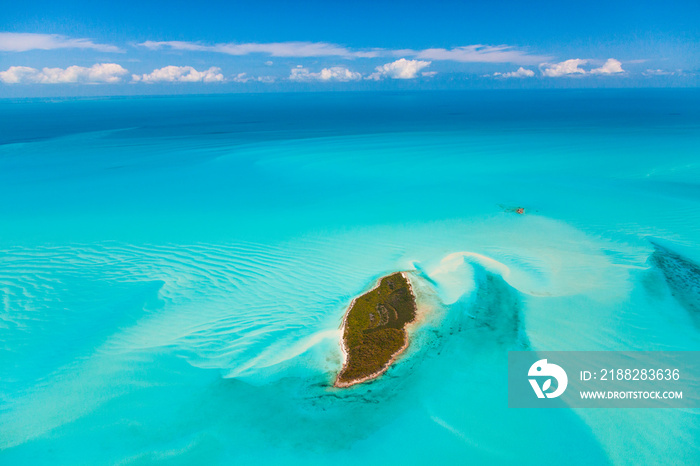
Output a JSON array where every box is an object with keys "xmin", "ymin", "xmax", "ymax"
[{"xmin": 334, "ymin": 271, "xmax": 417, "ymax": 388}]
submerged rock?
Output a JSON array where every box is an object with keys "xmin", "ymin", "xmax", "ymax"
[{"xmin": 498, "ymin": 204, "xmax": 528, "ymax": 215}]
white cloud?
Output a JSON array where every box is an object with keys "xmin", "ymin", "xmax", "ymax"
[
  {"xmin": 590, "ymin": 58, "xmax": 624, "ymax": 74},
  {"xmin": 289, "ymin": 66, "xmax": 313, "ymax": 81},
  {"xmin": 367, "ymin": 58, "xmax": 431, "ymax": 80},
  {"xmin": 318, "ymin": 67, "xmax": 362, "ymax": 81},
  {"xmin": 540, "ymin": 58, "xmax": 626, "ymax": 77},
  {"xmin": 642, "ymin": 68, "xmax": 693, "ymax": 77},
  {"xmin": 0, "ymin": 33, "xmax": 122, "ymax": 53},
  {"xmin": 643, "ymin": 69, "xmax": 674, "ymax": 76},
  {"xmin": 132, "ymin": 66, "xmax": 224, "ymax": 83},
  {"xmin": 414, "ymin": 45, "xmax": 550, "ymax": 65},
  {"xmin": 540, "ymin": 59, "xmax": 588, "ymax": 77},
  {"xmin": 138, "ymin": 40, "xmax": 547, "ymax": 64},
  {"xmin": 493, "ymin": 67, "xmax": 535, "ymax": 78},
  {"xmin": 0, "ymin": 66, "xmax": 38, "ymax": 84},
  {"xmin": 232, "ymin": 72, "xmax": 275, "ymax": 83},
  {"xmin": 289, "ymin": 65, "xmax": 362, "ymax": 82},
  {"xmin": 139, "ymin": 41, "xmax": 379, "ymax": 58},
  {"xmin": 0, "ymin": 63, "xmax": 128, "ymax": 84}
]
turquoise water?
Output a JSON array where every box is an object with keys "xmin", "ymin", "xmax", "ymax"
[{"xmin": 1, "ymin": 90, "xmax": 699, "ymax": 464}]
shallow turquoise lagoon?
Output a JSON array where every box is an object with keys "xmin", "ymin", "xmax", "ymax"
[{"xmin": 1, "ymin": 90, "xmax": 699, "ymax": 464}]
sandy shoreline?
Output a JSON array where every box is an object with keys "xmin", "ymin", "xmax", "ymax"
[{"xmin": 334, "ymin": 271, "xmax": 418, "ymax": 388}]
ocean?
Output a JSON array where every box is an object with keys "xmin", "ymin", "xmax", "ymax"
[{"xmin": 1, "ymin": 90, "xmax": 699, "ymax": 464}]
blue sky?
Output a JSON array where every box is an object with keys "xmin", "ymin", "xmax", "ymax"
[{"xmin": 1, "ymin": 0, "xmax": 699, "ymax": 95}]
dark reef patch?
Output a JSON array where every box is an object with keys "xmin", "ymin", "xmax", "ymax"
[{"xmin": 649, "ymin": 241, "xmax": 700, "ymax": 327}]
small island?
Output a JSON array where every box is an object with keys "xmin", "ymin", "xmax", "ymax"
[{"xmin": 335, "ymin": 272, "xmax": 417, "ymax": 388}]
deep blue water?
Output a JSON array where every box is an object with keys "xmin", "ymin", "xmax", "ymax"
[{"xmin": 1, "ymin": 90, "xmax": 699, "ymax": 464}]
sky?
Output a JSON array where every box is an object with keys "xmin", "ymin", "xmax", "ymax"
[{"xmin": 1, "ymin": 0, "xmax": 699, "ymax": 96}]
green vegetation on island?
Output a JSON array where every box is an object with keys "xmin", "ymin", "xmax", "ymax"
[{"xmin": 336, "ymin": 272, "xmax": 417, "ymax": 387}]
